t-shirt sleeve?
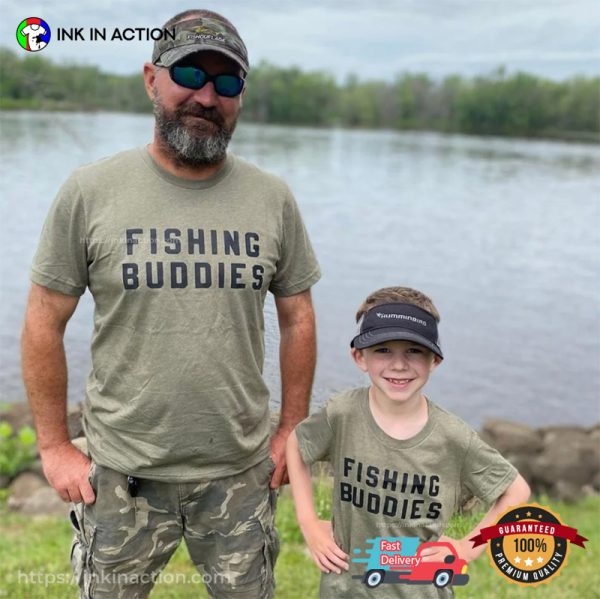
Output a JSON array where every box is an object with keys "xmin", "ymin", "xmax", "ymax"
[
  {"xmin": 295, "ymin": 404, "xmax": 333, "ymax": 465},
  {"xmin": 269, "ymin": 190, "xmax": 321, "ymax": 296},
  {"xmin": 30, "ymin": 175, "xmax": 89, "ymax": 296},
  {"xmin": 461, "ymin": 430, "xmax": 518, "ymax": 503}
]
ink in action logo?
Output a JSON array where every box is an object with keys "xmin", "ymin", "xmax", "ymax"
[{"xmin": 16, "ymin": 18, "xmax": 51, "ymax": 52}]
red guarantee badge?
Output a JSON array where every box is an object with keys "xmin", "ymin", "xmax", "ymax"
[{"xmin": 469, "ymin": 503, "xmax": 587, "ymax": 587}]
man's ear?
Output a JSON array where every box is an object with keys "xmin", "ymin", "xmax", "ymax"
[
  {"xmin": 143, "ymin": 63, "xmax": 158, "ymax": 102},
  {"xmin": 351, "ymin": 347, "xmax": 368, "ymax": 373}
]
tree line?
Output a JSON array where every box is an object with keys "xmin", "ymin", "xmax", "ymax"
[{"xmin": 1, "ymin": 48, "xmax": 598, "ymax": 141}]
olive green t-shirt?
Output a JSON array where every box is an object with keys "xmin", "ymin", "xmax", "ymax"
[
  {"xmin": 295, "ymin": 388, "xmax": 518, "ymax": 598},
  {"xmin": 31, "ymin": 148, "xmax": 320, "ymax": 481}
]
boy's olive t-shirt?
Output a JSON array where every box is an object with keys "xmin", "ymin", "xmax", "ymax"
[
  {"xmin": 295, "ymin": 388, "xmax": 518, "ymax": 599},
  {"xmin": 31, "ymin": 148, "xmax": 320, "ymax": 481}
]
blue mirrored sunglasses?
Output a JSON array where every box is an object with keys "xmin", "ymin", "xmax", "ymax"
[{"xmin": 169, "ymin": 65, "xmax": 245, "ymax": 97}]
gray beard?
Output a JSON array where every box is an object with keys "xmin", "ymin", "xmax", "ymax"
[{"xmin": 153, "ymin": 94, "xmax": 235, "ymax": 167}]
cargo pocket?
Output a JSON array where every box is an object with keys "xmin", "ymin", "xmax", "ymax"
[
  {"xmin": 69, "ymin": 461, "xmax": 98, "ymax": 598},
  {"xmin": 69, "ymin": 510, "xmax": 86, "ymax": 588},
  {"xmin": 259, "ymin": 489, "xmax": 280, "ymax": 598}
]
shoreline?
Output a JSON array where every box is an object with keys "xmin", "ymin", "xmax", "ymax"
[
  {"xmin": 1, "ymin": 401, "xmax": 598, "ymax": 506},
  {"xmin": 1, "ymin": 104, "xmax": 598, "ymax": 145}
]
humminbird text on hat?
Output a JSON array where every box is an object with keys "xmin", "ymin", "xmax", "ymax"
[
  {"xmin": 376, "ymin": 312, "xmax": 428, "ymax": 326},
  {"xmin": 187, "ymin": 33, "xmax": 226, "ymax": 42},
  {"xmin": 56, "ymin": 27, "xmax": 176, "ymax": 42}
]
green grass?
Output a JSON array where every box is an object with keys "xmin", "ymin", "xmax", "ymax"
[{"xmin": 0, "ymin": 485, "xmax": 598, "ymax": 598}]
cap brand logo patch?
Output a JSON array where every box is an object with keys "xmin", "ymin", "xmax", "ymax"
[
  {"xmin": 187, "ymin": 26, "xmax": 225, "ymax": 43},
  {"xmin": 376, "ymin": 313, "xmax": 427, "ymax": 326},
  {"xmin": 187, "ymin": 32, "xmax": 226, "ymax": 42}
]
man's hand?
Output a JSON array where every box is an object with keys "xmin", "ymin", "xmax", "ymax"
[
  {"xmin": 40, "ymin": 441, "xmax": 95, "ymax": 504},
  {"xmin": 300, "ymin": 519, "xmax": 349, "ymax": 574},
  {"xmin": 269, "ymin": 427, "xmax": 291, "ymax": 489}
]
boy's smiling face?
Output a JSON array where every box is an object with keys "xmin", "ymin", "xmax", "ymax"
[{"xmin": 352, "ymin": 340, "xmax": 441, "ymax": 407}]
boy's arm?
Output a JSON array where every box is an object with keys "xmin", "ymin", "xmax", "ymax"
[
  {"xmin": 286, "ymin": 430, "xmax": 349, "ymax": 573},
  {"xmin": 422, "ymin": 474, "xmax": 531, "ymax": 563}
]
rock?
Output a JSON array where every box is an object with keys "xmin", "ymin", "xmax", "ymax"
[
  {"xmin": 71, "ymin": 436, "xmax": 89, "ymax": 456},
  {"xmin": 8, "ymin": 471, "xmax": 47, "ymax": 503},
  {"xmin": 0, "ymin": 402, "xmax": 33, "ymax": 431},
  {"xmin": 478, "ymin": 421, "xmax": 600, "ymax": 499},
  {"xmin": 25, "ymin": 458, "xmax": 46, "ymax": 479},
  {"xmin": 552, "ymin": 480, "xmax": 581, "ymax": 504},
  {"xmin": 460, "ymin": 495, "xmax": 485, "ymax": 516},
  {"xmin": 540, "ymin": 428, "xmax": 593, "ymax": 456},
  {"xmin": 67, "ymin": 404, "xmax": 85, "ymax": 439},
  {"xmin": 531, "ymin": 440, "xmax": 597, "ymax": 487},
  {"xmin": 7, "ymin": 472, "xmax": 68, "ymax": 517},
  {"xmin": 481, "ymin": 419, "xmax": 543, "ymax": 455},
  {"xmin": 588, "ymin": 424, "xmax": 600, "ymax": 441},
  {"xmin": 270, "ymin": 411, "xmax": 280, "ymax": 434},
  {"xmin": 545, "ymin": 429, "xmax": 599, "ymax": 471},
  {"xmin": 504, "ymin": 454, "xmax": 534, "ymax": 485},
  {"xmin": 581, "ymin": 484, "xmax": 596, "ymax": 497},
  {"xmin": 540, "ymin": 426, "xmax": 590, "ymax": 440},
  {"xmin": 19, "ymin": 486, "xmax": 69, "ymax": 517}
]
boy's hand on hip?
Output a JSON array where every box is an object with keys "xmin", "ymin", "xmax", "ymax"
[
  {"xmin": 301, "ymin": 519, "xmax": 349, "ymax": 574},
  {"xmin": 420, "ymin": 535, "xmax": 475, "ymax": 563},
  {"xmin": 40, "ymin": 441, "xmax": 95, "ymax": 505}
]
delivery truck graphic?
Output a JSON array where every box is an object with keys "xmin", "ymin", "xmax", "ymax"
[{"xmin": 351, "ymin": 537, "xmax": 469, "ymax": 589}]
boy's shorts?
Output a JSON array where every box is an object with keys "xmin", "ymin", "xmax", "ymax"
[{"xmin": 69, "ymin": 456, "xmax": 279, "ymax": 599}]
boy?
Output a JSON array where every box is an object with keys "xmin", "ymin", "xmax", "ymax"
[{"xmin": 286, "ymin": 286, "xmax": 530, "ymax": 598}]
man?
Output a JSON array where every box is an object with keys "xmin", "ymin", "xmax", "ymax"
[{"xmin": 21, "ymin": 9, "xmax": 320, "ymax": 598}]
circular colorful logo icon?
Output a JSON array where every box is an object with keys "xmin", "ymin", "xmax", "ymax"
[
  {"xmin": 16, "ymin": 17, "xmax": 51, "ymax": 52},
  {"xmin": 468, "ymin": 503, "xmax": 588, "ymax": 588}
]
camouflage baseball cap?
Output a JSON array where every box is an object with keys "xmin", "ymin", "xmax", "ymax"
[{"xmin": 152, "ymin": 16, "xmax": 249, "ymax": 74}]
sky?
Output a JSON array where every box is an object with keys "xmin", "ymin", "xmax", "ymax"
[{"xmin": 3, "ymin": 0, "xmax": 600, "ymax": 81}]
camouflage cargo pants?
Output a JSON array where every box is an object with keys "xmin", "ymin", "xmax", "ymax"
[{"xmin": 69, "ymin": 457, "xmax": 279, "ymax": 598}]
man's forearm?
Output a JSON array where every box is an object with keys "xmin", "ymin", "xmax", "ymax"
[
  {"xmin": 20, "ymin": 285, "xmax": 92, "ymax": 503},
  {"xmin": 21, "ymin": 322, "xmax": 70, "ymax": 451},
  {"xmin": 278, "ymin": 316, "xmax": 316, "ymax": 430},
  {"xmin": 271, "ymin": 290, "xmax": 317, "ymax": 487}
]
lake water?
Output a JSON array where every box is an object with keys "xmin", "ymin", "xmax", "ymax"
[{"xmin": 1, "ymin": 111, "xmax": 599, "ymax": 428}]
